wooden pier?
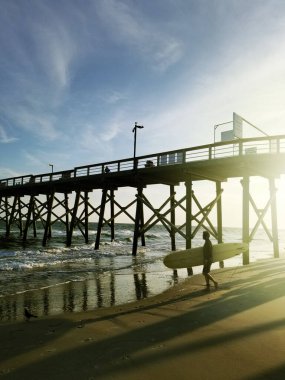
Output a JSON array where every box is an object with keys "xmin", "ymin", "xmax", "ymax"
[{"xmin": 1, "ymin": 135, "xmax": 285, "ymax": 263}]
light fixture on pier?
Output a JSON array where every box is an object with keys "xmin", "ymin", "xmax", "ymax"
[{"xmin": 132, "ymin": 122, "xmax": 144, "ymax": 169}]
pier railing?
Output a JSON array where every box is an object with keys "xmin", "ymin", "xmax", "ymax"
[{"xmin": 1, "ymin": 135, "xmax": 285, "ymax": 188}]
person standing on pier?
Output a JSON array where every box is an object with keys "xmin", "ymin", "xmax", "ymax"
[{"xmin": 202, "ymin": 231, "xmax": 218, "ymax": 290}]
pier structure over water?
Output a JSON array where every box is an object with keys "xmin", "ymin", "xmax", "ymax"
[{"xmin": 1, "ymin": 135, "xmax": 285, "ymax": 264}]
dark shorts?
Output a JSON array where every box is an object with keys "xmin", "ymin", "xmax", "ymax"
[{"xmin": 203, "ymin": 261, "xmax": 212, "ymax": 274}]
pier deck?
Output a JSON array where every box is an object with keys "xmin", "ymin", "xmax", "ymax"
[
  {"xmin": 1, "ymin": 135, "xmax": 285, "ymax": 259},
  {"xmin": 1, "ymin": 135, "xmax": 285, "ymax": 195}
]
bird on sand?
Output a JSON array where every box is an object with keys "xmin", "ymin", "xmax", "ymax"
[{"xmin": 24, "ymin": 308, "xmax": 38, "ymax": 321}]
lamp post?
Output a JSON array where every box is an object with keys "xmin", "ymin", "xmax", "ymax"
[
  {"xmin": 132, "ymin": 122, "xmax": 144, "ymax": 169},
  {"xmin": 213, "ymin": 121, "xmax": 232, "ymax": 144},
  {"xmin": 49, "ymin": 164, "xmax": 54, "ymax": 173}
]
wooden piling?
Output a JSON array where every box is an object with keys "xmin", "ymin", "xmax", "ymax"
[
  {"xmin": 132, "ymin": 187, "xmax": 144, "ymax": 256},
  {"xmin": 170, "ymin": 185, "xmax": 176, "ymax": 251},
  {"xmin": 95, "ymin": 188, "xmax": 107, "ymax": 250},
  {"xmin": 43, "ymin": 192, "xmax": 54, "ymax": 246},
  {"xmin": 269, "ymin": 177, "xmax": 279, "ymax": 258},
  {"xmin": 110, "ymin": 189, "xmax": 115, "ymax": 241},
  {"xmin": 242, "ymin": 176, "xmax": 250, "ymax": 265},
  {"xmin": 185, "ymin": 179, "xmax": 193, "ymax": 275}
]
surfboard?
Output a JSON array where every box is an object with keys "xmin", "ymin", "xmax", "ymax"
[{"xmin": 163, "ymin": 242, "xmax": 248, "ymax": 269}]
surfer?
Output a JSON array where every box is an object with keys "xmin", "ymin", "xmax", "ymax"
[{"xmin": 202, "ymin": 231, "xmax": 218, "ymax": 290}]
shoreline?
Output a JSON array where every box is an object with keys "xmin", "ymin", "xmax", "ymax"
[
  {"xmin": 0, "ymin": 247, "xmax": 253, "ymax": 323},
  {"xmin": 1, "ymin": 257, "xmax": 285, "ymax": 379},
  {"xmin": 0, "ymin": 264, "xmax": 191, "ymax": 323}
]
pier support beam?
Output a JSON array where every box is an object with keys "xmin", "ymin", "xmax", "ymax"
[
  {"xmin": 242, "ymin": 176, "xmax": 250, "ymax": 265},
  {"xmin": 110, "ymin": 189, "xmax": 115, "ymax": 241},
  {"xmin": 43, "ymin": 192, "xmax": 54, "ymax": 246},
  {"xmin": 23, "ymin": 195, "xmax": 35, "ymax": 242},
  {"xmin": 241, "ymin": 175, "xmax": 280, "ymax": 263},
  {"xmin": 64, "ymin": 193, "xmax": 70, "ymax": 241},
  {"xmin": 269, "ymin": 177, "xmax": 279, "ymax": 258},
  {"xmin": 170, "ymin": 185, "xmax": 176, "ymax": 251},
  {"xmin": 132, "ymin": 187, "xmax": 145, "ymax": 256},
  {"xmin": 4, "ymin": 197, "xmax": 9, "ymax": 236},
  {"xmin": 67, "ymin": 191, "xmax": 80, "ymax": 246},
  {"xmin": 185, "ymin": 179, "xmax": 193, "ymax": 275},
  {"xmin": 95, "ymin": 189, "xmax": 108, "ymax": 250},
  {"xmin": 84, "ymin": 191, "xmax": 89, "ymax": 244},
  {"xmin": 18, "ymin": 197, "xmax": 23, "ymax": 236},
  {"xmin": 216, "ymin": 181, "xmax": 224, "ymax": 268},
  {"xmin": 185, "ymin": 179, "xmax": 193, "ymax": 249},
  {"xmin": 6, "ymin": 196, "xmax": 17, "ymax": 237},
  {"xmin": 216, "ymin": 182, "xmax": 223, "ymax": 244}
]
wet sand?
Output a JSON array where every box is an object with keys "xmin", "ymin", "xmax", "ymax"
[{"xmin": 1, "ymin": 258, "xmax": 285, "ymax": 380}]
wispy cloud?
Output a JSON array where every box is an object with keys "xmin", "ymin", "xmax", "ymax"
[
  {"xmin": 76, "ymin": 126, "xmax": 113, "ymax": 164},
  {"xmin": 23, "ymin": 151, "xmax": 45, "ymax": 168},
  {"xmin": 83, "ymin": 122, "xmax": 119, "ymax": 143},
  {"xmin": 99, "ymin": 121, "xmax": 122, "ymax": 142},
  {"xmin": 96, "ymin": 0, "xmax": 184, "ymax": 71},
  {"xmin": 31, "ymin": 17, "xmax": 77, "ymax": 90},
  {"xmin": 12, "ymin": 106, "xmax": 60, "ymax": 141},
  {"xmin": 0, "ymin": 3, "xmax": 76, "ymax": 94},
  {"xmin": 0, "ymin": 125, "xmax": 18, "ymax": 144},
  {"xmin": 0, "ymin": 167, "xmax": 19, "ymax": 179},
  {"xmin": 0, "ymin": 3, "xmax": 79, "ymax": 145},
  {"xmin": 99, "ymin": 90, "xmax": 127, "ymax": 105},
  {"xmin": 152, "ymin": 39, "xmax": 184, "ymax": 72},
  {"xmin": 78, "ymin": 119, "xmax": 127, "ymax": 161},
  {"xmin": 23, "ymin": 149, "xmax": 70, "ymax": 172}
]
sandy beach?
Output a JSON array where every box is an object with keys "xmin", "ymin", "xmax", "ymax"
[{"xmin": 1, "ymin": 257, "xmax": 285, "ymax": 380}]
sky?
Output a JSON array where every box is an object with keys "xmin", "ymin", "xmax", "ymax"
[{"xmin": 1, "ymin": 0, "xmax": 285, "ymax": 229}]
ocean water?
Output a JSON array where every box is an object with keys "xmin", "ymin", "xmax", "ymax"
[{"xmin": 0, "ymin": 223, "xmax": 284, "ymax": 322}]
